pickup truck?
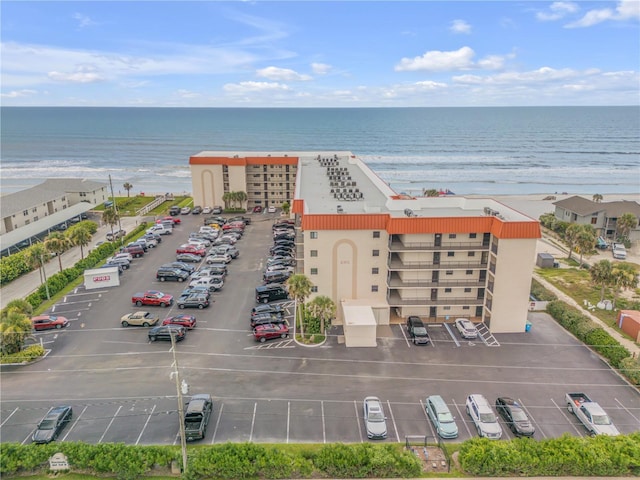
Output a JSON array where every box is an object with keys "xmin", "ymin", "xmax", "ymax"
[
  {"xmin": 566, "ymin": 393, "xmax": 619, "ymax": 436},
  {"xmin": 184, "ymin": 394, "xmax": 213, "ymax": 441},
  {"xmin": 132, "ymin": 290, "xmax": 174, "ymax": 307},
  {"xmin": 612, "ymin": 243, "xmax": 627, "ymax": 260}
]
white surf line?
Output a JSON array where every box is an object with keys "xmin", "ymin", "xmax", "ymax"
[
  {"xmin": 135, "ymin": 404, "xmax": 156, "ymax": 445},
  {"xmin": 99, "ymin": 405, "xmax": 122, "ymax": 443}
]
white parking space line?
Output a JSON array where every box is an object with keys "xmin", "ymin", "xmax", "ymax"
[
  {"xmin": 399, "ymin": 325, "xmax": 411, "ymax": 347},
  {"xmin": 321, "ymin": 400, "xmax": 326, "ymax": 444},
  {"xmin": 286, "ymin": 401, "xmax": 290, "ymax": 444},
  {"xmin": 550, "ymin": 398, "xmax": 583, "ymax": 436},
  {"xmin": 99, "ymin": 405, "xmax": 122, "ymax": 443},
  {"xmin": 354, "ymin": 400, "xmax": 363, "ymax": 443},
  {"xmin": 519, "ymin": 398, "xmax": 546, "ymax": 439},
  {"xmin": 419, "ymin": 399, "xmax": 436, "ymax": 438},
  {"xmin": 386, "ymin": 400, "xmax": 401, "ymax": 443},
  {"xmin": 452, "ymin": 400, "xmax": 473, "ymax": 437},
  {"xmin": 211, "ymin": 403, "xmax": 223, "ymax": 444},
  {"xmin": 63, "ymin": 405, "xmax": 88, "ymax": 441},
  {"xmin": 21, "ymin": 429, "xmax": 34, "ymax": 445},
  {"xmin": 615, "ymin": 398, "xmax": 640, "ymax": 428},
  {"xmin": 136, "ymin": 404, "xmax": 156, "ymax": 445},
  {"xmin": 249, "ymin": 402, "xmax": 257, "ymax": 442},
  {"xmin": 1, "ymin": 407, "xmax": 19, "ymax": 427},
  {"xmin": 443, "ymin": 323, "xmax": 460, "ymax": 347}
]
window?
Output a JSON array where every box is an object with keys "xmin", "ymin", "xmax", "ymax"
[
  {"xmin": 469, "ymin": 233, "xmax": 477, "ymax": 239},
  {"xmin": 447, "ymin": 252, "xmax": 455, "ymax": 257},
  {"xmin": 591, "ymin": 217, "xmax": 598, "ymax": 225},
  {"xmin": 310, "ymin": 250, "xmax": 318, "ymax": 257},
  {"xmin": 372, "ymin": 267, "xmax": 379, "ymax": 274},
  {"xmin": 464, "ymin": 288, "xmax": 472, "ymax": 293},
  {"xmin": 373, "ymin": 231, "xmax": 380, "ymax": 238},
  {"xmin": 311, "ymin": 286, "xmax": 318, "ymax": 293},
  {"xmin": 371, "ymin": 285, "xmax": 379, "ymax": 292},
  {"xmin": 23, "ymin": 210, "xmax": 28, "ymax": 216},
  {"xmin": 466, "ymin": 270, "xmax": 473, "ymax": 275},
  {"xmin": 372, "ymin": 250, "xmax": 380, "ymax": 257},
  {"xmin": 310, "ymin": 268, "xmax": 318, "ymax": 275},
  {"xmin": 463, "ymin": 306, "xmax": 470, "ymax": 310},
  {"xmin": 468, "ymin": 251, "xmax": 475, "ymax": 257},
  {"xmin": 448, "ymin": 234, "xmax": 457, "ymax": 239},
  {"xmin": 32, "ymin": 207, "xmax": 37, "ymax": 213},
  {"xmin": 446, "ymin": 270, "xmax": 453, "ymax": 275},
  {"xmin": 310, "ymin": 232, "xmax": 318, "ymax": 239},
  {"xmin": 444, "ymin": 288, "xmax": 452, "ymax": 293},
  {"xmin": 443, "ymin": 306, "xmax": 451, "ymax": 310}
]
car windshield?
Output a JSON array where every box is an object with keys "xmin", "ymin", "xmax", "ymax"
[
  {"xmin": 511, "ymin": 409, "xmax": 528, "ymax": 422},
  {"xmin": 39, "ymin": 419, "xmax": 56, "ymax": 429},
  {"xmin": 479, "ymin": 413, "xmax": 496, "ymax": 423},
  {"xmin": 368, "ymin": 411, "xmax": 385, "ymax": 421},
  {"xmin": 413, "ymin": 327, "xmax": 428, "ymax": 335},
  {"xmin": 593, "ymin": 414, "xmax": 612, "ymax": 425},
  {"xmin": 438, "ymin": 412, "xmax": 454, "ymax": 423}
]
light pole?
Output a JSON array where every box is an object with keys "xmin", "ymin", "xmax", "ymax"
[
  {"xmin": 39, "ymin": 253, "xmax": 50, "ymax": 300},
  {"xmin": 170, "ymin": 332, "xmax": 188, "ymax": 474}
]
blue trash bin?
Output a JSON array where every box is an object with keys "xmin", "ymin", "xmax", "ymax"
[{"xmin": 525, "ymin": 321, "xmax": 532, "ymax": 332}]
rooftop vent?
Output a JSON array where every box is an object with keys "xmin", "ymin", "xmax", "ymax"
[{"xmin": 404, "ymin": 208, "xmax": 415, "ymax": 217}]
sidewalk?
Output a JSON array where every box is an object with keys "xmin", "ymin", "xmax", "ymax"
[{"xmin": 0, "ymin": 215, "xmax": 143, "ymax": 310}]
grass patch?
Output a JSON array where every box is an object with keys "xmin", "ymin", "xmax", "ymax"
[{"xmin": 296, "ymin": 333, "xmax": 326, "ymax": 344}]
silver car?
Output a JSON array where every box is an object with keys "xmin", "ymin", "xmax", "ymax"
[
  {"xmin": 363, "ymin": 396, "xmax": 387, "ymax": 439},
  {"xmin": 455, "ymin": 318, "xmax": 478, "ymax": 339}
]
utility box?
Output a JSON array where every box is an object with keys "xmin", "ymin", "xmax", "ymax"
[
  {"xmin": 84, "ymin": 267, "xmax": 120, "ymax": 290},
  {"xmin": 617, "ymin": 310, "xmax": 640, "ymax": 342},
  {"xmin": 536, "ymin": 253, "xmax": 555, "ymax": 268}
]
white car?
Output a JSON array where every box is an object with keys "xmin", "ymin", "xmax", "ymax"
[
  {"xmin": 188, "ymin": 237, "xmax": 210, "ymax": 248},
  {"xmin": 466, "ymin": 394, "xmax": 502, "ymax": 439},
  {"xmin": 201, "ymin": 206, "xmax": 212, "ymax": 214},
  {"xmin": 189, "ymin": 276, "xmax": 223, "ymax": 291},
  {"xmin": 455, "ymin": 318, "xmax": 478, "ymax": 339},
  {"xmin": 267, "ymin": 206, "xmax": 277, "ymax": 213},
  {"xmin": 363, "ymin": 396, "xmax": 387, "ymax": 439},
  {"xmin": 112, "ymin": 252, "xmax": 133, "ymax": 262},
  {"xmin": 206, "ymin": 253, "xmax": 232, "ymax": 264},
  {"xmin": 147, "ymin": 224, "xmax": 172, "ymax": 235}
]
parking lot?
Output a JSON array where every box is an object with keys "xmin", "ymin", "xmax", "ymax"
[{"xmin": 1, "ymin": 211, "xmax": 639, "ymax": 445}]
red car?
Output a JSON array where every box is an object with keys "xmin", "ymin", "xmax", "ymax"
[
  {"xmin": 253, "ymin": 323, "xmax": 290, "ymax": 343},
  {"xmin": 31, "ymin": 315, "xmax": 69, "ymax": 331},
  {"xmin": 132, "ymin": 290, "xmax": 174, "ymax": 307},
  {"xmin": 159, "ymin": 215, "xmax": 181, "ymax": 225},
  {"xmin": 176, "ymin": 244, "xmax": 206, "ymax": 256},
  {"xmin": 162, "ymin": 314, "xmax": 197, "ymax": 329}
]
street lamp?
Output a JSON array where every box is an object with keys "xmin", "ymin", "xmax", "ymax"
[{"xmin": 170, "ymin": 332, "xmax": 188, "ymax": 474}]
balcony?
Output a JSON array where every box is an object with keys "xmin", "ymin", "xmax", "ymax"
[
  {"xmin": 387, "ymin": 273, "xmax": 486, "ymax": 288},
  {"xmin": 389, "ymin": 238, "xmax": 489, "ymax": 252},
  {"xmin": 388, "ymin": 255, "xmax": 488, "ymax": 270},
  {"xmin": 387, "ymin": 291, "xmax": 485, "ymax": 307}
]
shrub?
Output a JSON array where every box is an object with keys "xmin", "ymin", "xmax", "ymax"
[{"xmin": 0, "ymin": 345, "xmax": 45, "ymax": 364}]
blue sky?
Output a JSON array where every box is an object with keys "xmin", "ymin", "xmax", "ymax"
[{"xmin": 1, "ymin": 1, "xmax": 638, "ymax": 107}]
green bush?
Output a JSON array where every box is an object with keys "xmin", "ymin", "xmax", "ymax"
[
  {"xmin": 530, "ymin": 278, "xmax": 557, "ymax": 301},
  {"xmin": 0, "ymin": 345, "xmax": 45, "ymax": 364},
  {"xmin": 618, "ymin": 356, "xmax": 640, "ymax": 386}
]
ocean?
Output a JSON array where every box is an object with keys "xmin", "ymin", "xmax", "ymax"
[{"xmin": 1, "ymin": 106, "xmax": 638, "ymax": 196}]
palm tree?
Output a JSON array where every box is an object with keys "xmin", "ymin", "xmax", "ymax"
[
  {"xmin": 67, "ymin": 224, "xmax": 93, "ymax": 259},
  {"xmin": 45, "ymin": 232, "xmax": 70, "ymax": 272},
  {"xmin": 592, "ymin": 194, "xmax": 603, "ymax": 203},
  {"xmin": 610, "ymin": 263, "xmax": 639, "ymax": 309},
  {"xmin": 0, "ymin": 310, "xmax": 33, "ymax": 355},
  {"xmin": 286, "ymin": 274, "xmax": 313, "ymax": 338},
  {"xmin": 575, "ymin": 225, "xmax": 596, "ymax": 268},
  {"xmin": 307, "ymin": 295, "xmax": 336, "ymax": 333},
  {"xmin": 282, "ymin": 201, "xmax": 290, "ymax": 215},
  {"xmin": 123, "ymin": 182, "xmax": 133, "ymax": 197},
  {"xmin": 616, "ymin": 213, "xmax": 638, "ymax": 240},
  {"xmin": 222, "ymin": 192, "xmax": 232, "ymax": 210},
  {"xmin": 102, "ymin": 208, "xmax": 119, "ymax": 239},
  {"xmin": 2, "ymin": 299, "xmax": 34, "ymax": 318},
  {"xmin": 25, "ymin": 243, "xmax": 49, "ymax": 285},
  {"xmin": 590, "ymin": 260, "xmax": 613, "ymax": 302},
  {"xmin": 422, "ymin": 188, "xmax": 439, "ymax": 197},
  {"xmin": 564, "ymin": 223, "xmax": 582, "ymax": 261},
  {"xmin": 236, "ymin": 191, "xmax": 247, "ymax": 210}
]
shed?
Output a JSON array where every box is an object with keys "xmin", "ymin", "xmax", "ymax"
[
  {"xmin": 617, "ymin": 310, "xmax": 640, "ymax": 342},
  {"xmin": 341, "ymin": 301, "xmax": 377, "ymax": 347},
  {"xmin": 536, "ymin": 253, "xmax": 556, "ymax": 268},
  {"xmin": 84, "ymin": 267, "xmax": 120, "ymax": 290}
]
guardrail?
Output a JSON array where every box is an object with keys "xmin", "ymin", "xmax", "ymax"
[{"xmin": 136, "ymin": 195, "xmax": 167, "ymax": 216}]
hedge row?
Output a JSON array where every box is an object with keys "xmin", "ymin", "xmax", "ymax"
[
  {"xmin": 0, "ymin": 442, "xmax": 422, "ymax": 479},
  {"xmin": 459, "ymin": 433, "xmax": 640, "ymax": 476}
]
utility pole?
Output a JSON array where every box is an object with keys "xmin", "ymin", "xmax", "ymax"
[
  {"xmin": 170, "ymin": 332, "xmax": 188, "ymax": 474},
  {"xmin": 108, "ymin": 174, "xmax": 125, "ymax": 246},
  {"xmin": 39, "ymin": 253, "xmax": 50, "ymax": 300}
]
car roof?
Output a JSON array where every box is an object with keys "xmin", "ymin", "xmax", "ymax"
[{"xmin": 427, "ymin": 395, "xmax": 449, "ymax": 410}]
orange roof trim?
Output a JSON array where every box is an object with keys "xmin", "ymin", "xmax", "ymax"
[{"xmin": 189, "ymin": 156, "xmax": 298, "ymax": 166}]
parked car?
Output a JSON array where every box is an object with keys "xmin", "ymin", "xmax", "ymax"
[
  {"xmin": 178, "ymin": 293, "xmax": 210, "ymax": 309},
  {"xmin": 466, "ymin": 394, "xmax": 502, "ymax": 439},
  {"xmin": 169, "ymin": 206, "xmax": 181, "ymax": 216},
  {"xmin": 188, "ymin": 237, "xmax": 211, "ymax": 248},
  {"xmin": 206, "ymin": 253, "xmax": 232, "ymax": 264},
  {"xmin": 156, "ymin": 268, "xmax": 190, "ymax": 282},
  {"xmin": 105, "ymin": 256, "xmax": 131, "ymax": 269},
  {"xmin": 106, "ymin": 229, "xmax": 126, "ymax": 241},
  {"xmin": 252, "ymin": 205, "xmax": 263, "ymax": 213},
  {"xmin": 189, "ymin": 276, "xmax": 224, "ymax": 292},
  {"xmin": 161, "ymin": 215, "xmax": 181, "ymax": 224},
  {"xmin": 120, "ymin": 311, "xmax": 160, "ymax": 327},
  {"xmin": 267, "ymin": 206, "xmax": 277, "ymax": 213},
  {"xmin": 161, "ymin": 262, "xmax": 195, "ymax": 274},
  {"xmin": 267, "ymin": 257, "xmax": 296, "ymax": 268},
  {"xmin": 363, "ymin": 396, "xmax": 387, "ymax": 439},
  {"xmin": 176, "ymin": 253, "xmax": 203, "ymax": 263},
  {"xmin": 31, "ymin": 315, "xmax": 69, "ymax": 331},
  {"xmin": 192, "ymin": 206, "xmax": 203, "ymax": 214},
  {"xmin": 406, "ymin": 316, "xmax": 431, "ymax": 345},
  {"xmin": 253, "ymin": 322, "xmax": 289, "ymax": 342},
  {"xmin": 495, "ymin": 397, "xmax": 535, "ymax": 437},
  {"xmin": 143, "ymin": 232, "xmax": 162, "ymax": 243},
  {"xmin": 455, "ymin": 318, "xmax": 479, "ymax": 339},
  {"xmin": 163, "ymin": 315, "xmax": 197, "ymax": 329},
  {"xmin": 121, "ymin": 245, "xmax": 144, "ymax": 258},
  {"xmin": 177, "ymin": 245, "xmax": 206, "ymax": 257},
  {"xmin": 212, "ymin": 206, "xmax": 223, "ymax": 214},
  {"xmin": 251, "ymin": 304, "xmax": 284, "ymax": 317},
  {"xmin": 180, "ymin": 286, "xmax": 211, "ymax": 299},
  {"xmin": 265, "ymin": 264, "xmax": 294, "ymax": 274},
  {"xmin": 425, "ymin": 395, "xmax": 458, "ymax": 439},
  {"xmin": 256, "ymin": 284, "xmax": 289, "ymax": 303},
  {"xmin": 202, "ymin": 206, "xmax": 212, "ymax": 214},
  {"xmin": 148, "ymin": 325, "xmax": 187, "ymax": 342},
  {"xmin": 263, "ymin": 270, "xmax": 292, "ymax": 284},
  {"xmin": 180, "ymin": 206, "xmax": 191, "ymax": 214},
  {"xmin": 32, "ymin": 406, "xmax": 73, "ymax": 444},
  {"xmin": 127, "ymin": 240, "xmax": 148, "ymax": 252},
  {"xmin": 212, "ymin": 245, "xmax": 239, "ymax": 258},
  {"xmin": 132, "ymin": 290, "xmax": 174, "ymax": 307},
  {"xmin": 251, "ymin": 313, "xmax": 287, "ymax": 328},
  {"xmin": 147, "ymin": 224, "xmax": 172, "ymax": 235}
]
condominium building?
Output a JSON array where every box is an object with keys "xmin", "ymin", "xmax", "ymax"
[{"xmin": 190, "ymin": 151, "xmax": 541, "ymax": 345}]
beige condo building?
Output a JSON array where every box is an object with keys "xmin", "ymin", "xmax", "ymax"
[{"xmin": 191, "ymin": 151, "xmax": 541, "ymax": 346}]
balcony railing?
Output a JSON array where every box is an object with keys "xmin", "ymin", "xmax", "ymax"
[
  {"xmin": 389, "ymin": 239, "xmax": 489, "ymax": 251},
  {"xmin": 387, "ymin": 274, "xmax": 486, "ymax": 288},
  {"xmin": 388, "ymin": 257, "xmax": 488, "ymax": 270},
  {"xmin": 387, "ymin": 291, "xmax": 484, "ymax": 306}
]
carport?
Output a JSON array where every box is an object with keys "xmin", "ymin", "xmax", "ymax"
[
  {"xmin": 341, "ymin": 301, "xmax": 377, "ymax": 347},
  {"xmin": 84, "ymin": 267, "xmax": 120, "ymax": 290}
]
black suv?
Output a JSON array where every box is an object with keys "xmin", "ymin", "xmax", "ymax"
[
  {"xmin": 250, "ymin": 313, "xmax": 287, "ymax": 328},
  {"xmin": 157, "ymin": 268, "xmax": 189, "ymax": 282},
  {"xmin": 406, "ymin": 316, "xmax": 431, "ymax": 345},
  {"xmin": 148, "ymin": 325, "xmax": 186, "ymax": 342},
  {"xmin": 169, "ymin": 206, "xmax": 181, "ymax": 216},
  {"xmin": 256, "ymin": 284, "xmax": 288, "ymax": 303},
  {"xmin": 251, "ymin": 304, "xmax": 284, "ymax": 317},
  {"xmin": 263, "ymin": 270, "xmax": 291, "ymax": 284}
]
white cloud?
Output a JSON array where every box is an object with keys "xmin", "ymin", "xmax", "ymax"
[
  {"xmin": 311, "ymin": 63, "xmax": 331, "ymax": 75},
  {"xmin": 450, "ymin": 19, "xmax": 472, "ymax": 34},
  {"xmin": 565, "ymin": 0, "xmax": 639, "ymax": 27},
  {"xmin": 177, "ymin": 89, "xmax": 201, "ymax": 98},
  {"xmin": 395, "ymin": 47, "xmax": 509, "ymax": 72},
  {"xmin": 0, "ymin": 89, "xmax": 37, "ymax": 98},
  {"xmin": 536, "ymin": 2, "xmax": 579, "ymax": 21},
  {"xmin": 223, "ymin": 81, "xmax": 291, "ymax": 94},
  {"xmin": 256, "ymin": 66, "xmax": 311, "ymax": 81},
  {"xmin": 73, "ymin": 13, "xmax": 96, "ymax": 29},
  {"xmin": 48, "ymin": 70, "xmax": 104, "ymax": 83}
]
